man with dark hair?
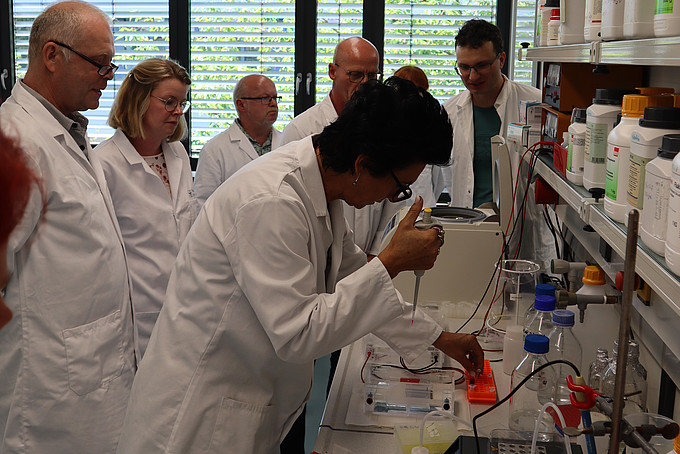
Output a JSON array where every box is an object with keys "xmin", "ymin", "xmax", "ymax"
[
  {"xmin": 444, "ymin": 19, "xmax": 540, "ymax": 208},
  {"xmin": 444, "ymin": 19, "xmax": 552, "ymax": 266},
  {"xmin": 116, "ymin": 78, "xmax": 483, "ymax": 454}
]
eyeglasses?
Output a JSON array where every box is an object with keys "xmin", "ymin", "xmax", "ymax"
[
  {"xmin": 455, "ymin": 52, "xmax": 501, "ymax": 76},
  {"xmin": 151, "ymin": 95, "xmax": 191, "ymax": 114},
  {"xmin": 48, "ymin": 40, "xmax": 118, "ymax": 77},
  {"xmin": 389, "ymin": 170, "xmax": 413, "ymax": 202},
  {"xmin": 334, "ymin": 64, "xmax": 382, "ymax": 84},
  {"xmin": 240, "ymin": 96, "xmax": 282, "ymax": 105}
]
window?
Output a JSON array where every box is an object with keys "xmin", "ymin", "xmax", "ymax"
[
  {"xmin": 315, "ymin": 1, "xmax": 364, "ymax": 103},
  {"xmin": 12, "ymin": 0, "xmax": 169, "ymax": 145},
  {"xmin": 190, "ymin": 0, "xmax": 296, "ymax": 157}
]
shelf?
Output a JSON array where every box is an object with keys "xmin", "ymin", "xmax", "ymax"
[
  {"xmin": 522, "ymin": 36, "xmax": 680, "ymax": 66},
  {"xmin": 530, "ymin": 153, "xmax": 680, "ymax": 317}
]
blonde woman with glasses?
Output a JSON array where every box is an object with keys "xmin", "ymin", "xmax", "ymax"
[{"xmin": 97, "ymin": 58, "xmax": 198, "ymax": 358}]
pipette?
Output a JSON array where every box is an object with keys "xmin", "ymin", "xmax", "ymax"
[{"xmin": 412, "ymin": 208, "xmax": 443, "ymax": 323}]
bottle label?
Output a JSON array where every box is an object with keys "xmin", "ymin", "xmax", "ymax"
[
  {"xmin": 666, "ymin": 175, "xmax": 680, "ymax": 249},
  {"xmin": 641, "ymin": 171, "xmax": 670, "ymax": 239},
  {"xmin": 656, "ymin": 0, "xmax": 673, "ymax": 14},
  {"xmin": 627, "ymin": 152, "xmax": 653, "ymax": 208},
  {"xmin": 585, "ymin": 122, "xmax": 609, "ymax": 164},
  {"xmin": 606, "ymin": 144, "xmax": 621, "ymax": 200}
]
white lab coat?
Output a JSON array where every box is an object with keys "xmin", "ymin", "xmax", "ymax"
[
  {"xmin": 97, "ymin": 130, "xmax": 198, "ymax": 357},
  {"xmin": 194, "ymin": 121, "xmax": 282, "ymax": 208},
  {"xmin": 411, "ymin": 164, "xmax": 445, "ymax": 208},
  {"xmin": 443, "ymin": 76, "xmax": 554, "ymax": 268},
  {"xmin": 278, "ymin": 93, "xmax": 404, "ymax": 255},
  {"xmin": 116, "ymin": 137, "xmax": 442, "ymax": 454},
  {"xmin": 443, "ymin": 75, "xmax": 541, "ymax": 208},
  {"xmin": 0, "ymin": 81, "xmax": 136, "ymax": 454}
]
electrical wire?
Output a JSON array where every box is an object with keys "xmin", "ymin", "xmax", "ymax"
[
  {"xmin": 360, "ymin": 350, "xmax": 371, "ymax": 384},
  {"xmin": 472, "ymin": 359, "xmax": 580, "ymax": 454}
]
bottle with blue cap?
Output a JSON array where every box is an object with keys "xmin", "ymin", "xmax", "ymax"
[
  {"xmin": 509, "ymin": 334, "xmax": 556, "ymax": 438},
  {"xmin": 524, "ymin": 294, "xmax": 556, "ymax": 337},
  {"xmin": 524, "ymin": 283, "xmax": 556, "ymax": 327},
  {"xmin": 547, "ymin": 309, "xmax": 583, "ymax": 404}
]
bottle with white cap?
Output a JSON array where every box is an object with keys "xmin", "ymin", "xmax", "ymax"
[
  {"xmin": 640, "ymin": 134, "xmax": 680, "ymax": 255},
  {"xmin": 585, "ymin": 0, "xmax": 604, "ymax": 41},
  {"xmin": 601, "ymin": 0, "xmax": 625, "ymax": 40},
  {"xmin": 626, "ymin": 107, "xmax": 680, "ymax": 226},
  {"xmin": 665, "ymin": 140, "xmax": 680, "ymax": 276},
  {"xmin": 547, "ymin": 310, "xmax": 583, "ymax": 404},
  {"xmin": 568, "ymin": 108, "xmax": 588, "ymax": 186}
]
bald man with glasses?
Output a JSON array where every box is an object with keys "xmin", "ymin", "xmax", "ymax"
[{"xmin": 194, "ymin": 74, "xmax": 282, "ymax": 208}]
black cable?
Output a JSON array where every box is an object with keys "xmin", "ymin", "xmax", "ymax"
[
  {"xmin": 543, "ymin": 205, "xmax": 561, "ymax": 259},
  {"xmin": 472, "ymin": 359, "xmax": 581, "ymax": 454}
]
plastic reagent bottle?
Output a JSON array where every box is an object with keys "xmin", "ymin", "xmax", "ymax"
[
  {"xmin": 587, "ymin": 347, "xmax": 609, "ymax": 392},
  {"xmin": 605, "ymin": 94, "xmax": 673, "ymax": 223},
  {"xmin": 626, "ymin": 106, "xmax": 680, "ymax": 226},
  {"xmin": 547, "ymin": 310, "xmax": 583, "ymax": 404},
  {"xmin": 665, "ymin": 138, "xmax": 680, "ymax": 275},
  {"xmin": 601, "ymin": 339, "xmax": 648, "ymax": 415},
  {"xmin": 641, "ymin": 134, "xmax": 680, "ymax": 255},
  {"xmin": 524, "ymin": 295, "xmax": 556, "ymax": 336},
  {"xmin": 585, "ymin": 88, "xmax": 640, "ymax": 192},
  {"xmin": 568, "ymin": 108, "xmax": 588, "ymax": 186},
  {"xmin": 509, "ymin": 334, "xmax": 556, "ymax": 438}
]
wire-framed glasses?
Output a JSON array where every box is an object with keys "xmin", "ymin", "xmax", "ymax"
[
  {"xmin": 151, "ymin": 95, "xmax": 191, "ymax": 114},
  {"xmin": 389, "ymin": 170, "xmax": 413, "ymax": 202},
  {"xmin": 334, "ymin": 64, "xmax": 382, "ymax": 84},
  {"xmin": 455, "ymin": 52, "xmax": 501, "ymax": 76},
  {"xmin": 240, "ymin": 96, "xmax": 282, "ymax": 105},
  {"xmin": 48, "ymin": 40, "xmax": 118, "ymax": 77}
]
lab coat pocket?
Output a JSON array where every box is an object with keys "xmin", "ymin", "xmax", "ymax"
[
  {"xmin": 62, "ymin": 310, "xmax": 125, "ymax": 396},
  {"xmin": 208, "ymin": 396, "xmax": 276, "ymax": 454}
]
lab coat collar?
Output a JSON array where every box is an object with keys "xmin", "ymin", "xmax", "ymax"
[
  {"xmin": 296, "ymin": 136, "xmax": 329, "ymax": 218},
  {"xmin": 228, "ymin": 121, "xmax": 259, "ymax": 161},
  {"xmin": 454, "ymin": 74, "xmax": 510, "ymax": 111},
  {"xmin": 109, "ymin": 129, "xmax": 184, "ymax": 201}
]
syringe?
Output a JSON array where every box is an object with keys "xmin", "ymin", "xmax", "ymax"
[{"xmin": 412, "ymin": 208, "xmax": 443, "ymax": 323}]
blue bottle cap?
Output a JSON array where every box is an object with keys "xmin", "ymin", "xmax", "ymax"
[
  {"xmin": 552, "ymin": 309, "xmax": 575, "ymax": 326},
  {"xmin": 534, "ymin": 294, "xmax": 556, "ymax": 311},
  {"xmin": 524, "ymin": 334, "xmax": 550, "ymax": 354},
  {"xmin": 535, "ymin": 283, "xmax": 556, "ymax": 297}
]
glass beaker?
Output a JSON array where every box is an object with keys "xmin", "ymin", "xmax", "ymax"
[{"xmin": 485, "ymin": 260, "xmax": 540, "ymax": 346}]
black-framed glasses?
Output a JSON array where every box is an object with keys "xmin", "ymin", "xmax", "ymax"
[
  {"xmin": 389, "ymin": 170, "xmax": 413, "ymax": 202},
  {"xmin": 455, "ymin": 52, "xmax": 501, "ymax": 76},
  {"xmin": 48, "ymin": 40, "xmax": 118, "ymax": 77},
  {"xmin": 240, "ymin": 96, "xmax": 282, "ymax": 105},
  {"xmin": 334, "ymin": 64, "xmax": 382, "ymax": 84},
  {"xmin": 151, "ymin": 95, "xmax": 191, "ymax": 114}
]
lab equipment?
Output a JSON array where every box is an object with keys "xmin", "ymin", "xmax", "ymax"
[
  {"xmin": 654, "ymin": 0, "xmax": 680, "ymax": 37},
  {"xmin": 626, "ymin": 107, "xmax": 680, "ymax": 226},
  {"xmin": 585, "ymin": 89, "xmax": 639, "ymax": 192},
  {"xmin": 640, "ymin": 134, "xmax": 680, "ymax": 255},
  {"xmin": 666, "ymin": 141, "xmax": 680, "ymax": 275},
  {"xmin": 547, "ymin": 310, "xmax": 583, "ymax": 405},
  {"xmin": 524, "ymin": 294, "xmax": 556, "ymax": 336},
  {"xmin": 508, "ymin": 334, "xmax": 556, "ymax": 439},
  {"xmin": 587, "ymin": 347, "xmax": 609, "ymax": 392},
  {"xmin": 559, "ymin": 0, "xmax": 586, "ymax": 44},
  {"xmin": 567, "ymin": 108, "xmax": 587, "ymax": 186},
  {"xmin": 601, "ymin": 0, "xmax": 625, "ymax": 40},
  {"xmin": 488, "ymin": 259, "xmax": 540, "ymax": 343},
  {"xmin": 602, "ymin": 339, "xmax": 648, "ymax": 415},
  {"xmin": 380, "ymin": 136, "xmax": 511, "ymax": 310},
  {"xmin": 605, "ymin": 94, "xmax": 673, "ymax": 223},
  {"xmin": 502, "ymin": 325, "xmax": 526, "ymax": 375},
  {"xmin": 524, "ymin": 283, "xmax": 557, "ymax": 327},
  {"xmin": 624, "ymin": 0, "xmax": 656, "ymax": 38},
  {"xmin": 466, "ymin": 360, "xmax": 497, "ymax": 404},
  {"xmin": 584, "ymin": 0, "xmax": 603, "ymax": 41},
  {"xmin": 412, "ymin": 208, "xmax": 443, "ymax": 322}
]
